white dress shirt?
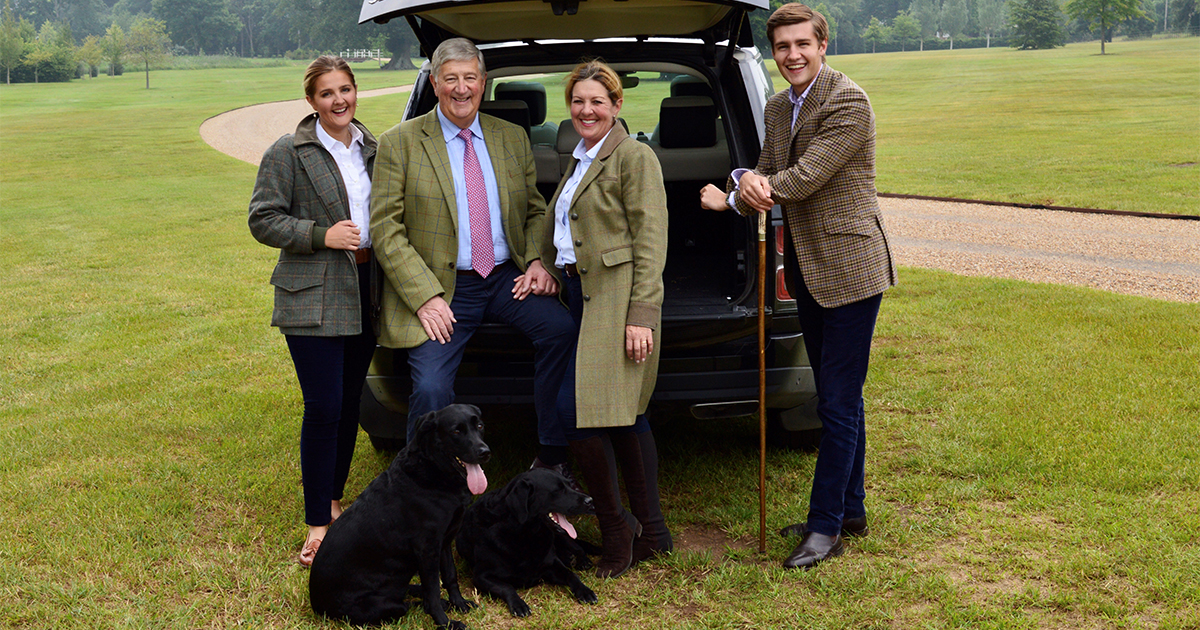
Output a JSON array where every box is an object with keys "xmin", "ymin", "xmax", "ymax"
[
  {"xmin": 554, "ymin": 128, "xmax": 614, "ymax": 268},
  {"xmin": 315, "ymin": 121, "xmax": 372, "ymax": 249},
  {"xmin": 436, "ymin": 107, "xmax": 510, "ymax": 272}
]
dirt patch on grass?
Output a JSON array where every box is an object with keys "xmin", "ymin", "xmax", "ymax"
[{"xmin": 674, "ymin": 524, "xmax": 758, "ymax": 555}]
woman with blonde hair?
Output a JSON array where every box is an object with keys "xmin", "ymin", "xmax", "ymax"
[
  {"xmin": 249, "ymin": 56, "xmax": 377, "ymax": 566},
  {"xmin": 542, "ymin": 59, "xmax": 672, "ymax": 578}
]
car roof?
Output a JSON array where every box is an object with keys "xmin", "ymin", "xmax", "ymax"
[{"xmin": 360, "ymin": 0, "xmax": 765, "ymax": 46}]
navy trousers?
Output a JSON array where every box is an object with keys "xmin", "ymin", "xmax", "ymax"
[
  {"xmin": 788, "ymin": 260, "xmax": 882, "ymax": 538},
  {"xmin": 406, "ymin": 261, "xmax": 575, "ymax": 444},
  {"xmin": 285, "ymin": 260, "xmax": 376, "ymax": 527}
]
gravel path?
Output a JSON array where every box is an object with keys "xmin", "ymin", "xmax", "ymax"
[{"xmin": 202, "ymin": 86, "xmax": 1200, "ymax": 304}]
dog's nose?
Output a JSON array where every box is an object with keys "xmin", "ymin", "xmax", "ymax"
[
  {"xmin": 583, "ymin": 496, "xmax": 595, "ymax": 512},
  {"xmin": 477, "ymin": 444, "xmax": 491, "ymax": 463}
]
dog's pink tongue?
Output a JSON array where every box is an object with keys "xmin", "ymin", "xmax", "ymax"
[
  {"xmin": 466, "ymin": 463, "xmax": 487, "ymax": 495},
  {"xmin": 552, "ymin": 513, "xmax": 578, "ymax": 539}
]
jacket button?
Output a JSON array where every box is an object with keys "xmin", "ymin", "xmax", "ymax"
[
  {"xmin": 583, "ymin": 294, "xmax": 591, "ymax": 301},
  {"xmin": 570, "ymin": 213, "xmax": 578, "ymax": 220},
  {"xmin": 448, "ymin": 262, "xmax": 455, "ymax": 269},
  {"xmin": 580, "ymin": 267, "xmax": 587, "ymax": 274},
  {"xmin": 574, "ymin": 239, "xmax": 582, "ymax": 247}
]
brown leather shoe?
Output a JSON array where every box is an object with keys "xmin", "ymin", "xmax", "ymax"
[
  {"xmin": 779, "ymin": 515, "xmax": 869, "ymax": 539},
  {"xmin": 782, "ymin": 532, "xmax": 843, "ymax": 570}
]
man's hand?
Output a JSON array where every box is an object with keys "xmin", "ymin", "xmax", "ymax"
[
  {"xmin": 512, "ymin": 259, "xmax": 559, "ymax": 300},
  {"xmin": 324, "ymin": 220, "xmax": 361, "ymax": 250},
  {"xmin": 626, "ymin": 325, "xmax": 654, "ymax": 363},
  {"xmin": 699, "ymin": 184, "xmax": 729, "ymax": 212},
  {"xmin": 738, "ymin": 172, "xmax": 775, "ymax": 213},
  {"xmin": 416, "ymin": 295, "xmax": 456, "ymax": 343}
]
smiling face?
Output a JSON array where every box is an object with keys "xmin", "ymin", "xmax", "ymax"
[
  {"xmin": 305, "ymin": 70, "xmax": 357, "ymax": 143},
  {"xmin": 432, "ymin": 58, "xmax": 485, "ymax": 130},
  {"xmin": 771, "ymin": 20, "xmax": 827, "ymax": 94},
  {"xmin": 570, "ymin": 78, "xmax": 622, "ymax": 150}
]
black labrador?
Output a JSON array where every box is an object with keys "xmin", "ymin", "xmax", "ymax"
[
  {"xmin": 309, "ymin": 404, "xmax": 490, "ymax": 629},
  {"xmin": 456, "ymin": 468, "xmax": 599, "ymax": 617}
]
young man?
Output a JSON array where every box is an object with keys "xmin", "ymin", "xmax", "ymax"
[
  {"xmin": 702, "ymin": 3, "xmax": 897, "ymax": 569},
  {"xmin": 370, "ymin": 38, "xmax": 575, "ymax": 471}
]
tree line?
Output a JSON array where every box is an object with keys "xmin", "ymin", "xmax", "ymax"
[
  {"xmin": 0, "ymin": 0, "xmax": 419, "ymax": 84},
  {"xmin": 750, "ymin": 0, "xmax": 1193, "ymax": 53},
  {"xmin": 1, "ymin": 0, "xmax": 1196, "ymax": 85}
]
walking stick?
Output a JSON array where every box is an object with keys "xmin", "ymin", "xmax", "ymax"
[{"xmin": 757, "ymin": 211, "xmax": 768, "ymax": 554}]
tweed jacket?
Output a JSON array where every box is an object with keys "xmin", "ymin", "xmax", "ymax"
[
  {"xmin": 541, "ymin": 125, "xmax": 668, "ymax": 428},
  {"xmin": 733, "ymin": 65, "xmax": 896, "ymax": 308},
  {"xmin": 371, "ymin": 109, "xmax": 547, "ymax": 349},
  {"xmin": 248, "ymin": 113, "xmax": 377, "ymax": 336}
]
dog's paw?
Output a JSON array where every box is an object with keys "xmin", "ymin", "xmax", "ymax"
[
  {"xmin": 440, "ymin": 620, "xmax": 468, "ymax": 630},
  {"xmin": 449, "ymin": 596, "xmax": 477, "ymax": 613},
  {"xmin": 573, "ymin": 585, "xmax": 598, "ymax": 605},
  {"xmin": 507, "ymin": 597, "xmax": 531, "ymax": 618}
]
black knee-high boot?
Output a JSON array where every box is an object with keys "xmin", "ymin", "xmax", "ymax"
[
  {"xmin": 611, "ymin": 431, "xmax": 671, "ymax": 563},
  {"xmin": 569, "ymin": 434, "xmax": 640, "ymax": 578}
]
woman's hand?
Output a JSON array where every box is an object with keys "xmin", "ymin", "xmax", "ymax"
[
  {"xmin": 700, "ymin": 184, "xmax": 729, "ymax": 212},
  {"xmin": 512, "ymin": 260, "xmax": 559, "ymax": 300},
  {"xmin": 325, "ymin": 219, "xmax": 361, "ymax": 250},
  {"xmin": 626, "ymin": 325, "xmax": 654, "ymax": 363}
]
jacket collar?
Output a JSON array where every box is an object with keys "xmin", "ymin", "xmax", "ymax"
[
  {"xmin": 793, "ymin": 65, "xmax": 837, "ymax": 134},
  {"xmin": 294, "ymin": 112, "xmax": 377, "ymax": 159}
]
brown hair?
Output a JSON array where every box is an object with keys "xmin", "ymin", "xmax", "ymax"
[
  {"xmin": 766, "ymin": 3, "xmax": 829, "ymax": 48},
  {"xmin": 563, "ymin": 58, "xmax": 622, "ymax": 108},
  {"xmin": 303, "ymin": 55, "xmax": 356, "ymax": 99}
]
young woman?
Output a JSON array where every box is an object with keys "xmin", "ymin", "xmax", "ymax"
[
  {"xmin": 540, "ymin": 59, "xmax": 672, "ymax": 578},
  {"xmin": 248, "ymin": 56, "xmax": 377, "ymax": 567}
]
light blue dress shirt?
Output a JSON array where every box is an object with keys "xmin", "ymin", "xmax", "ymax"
[
  {"xmin": 553, "ymin": 128, "xmax": 613, "ymax": 268},
  {"xmin": 437, "ymin": 107, "xmax": 510, "ymax": 271}
]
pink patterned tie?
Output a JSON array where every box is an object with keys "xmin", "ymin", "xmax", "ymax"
[{"xmin": 459, "ymin": 128, "xmax": 494, "ymax": 278}]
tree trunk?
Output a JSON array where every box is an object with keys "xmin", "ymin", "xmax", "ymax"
[
  {"xmin": 145, "ymin": 61, "xmax": 149, "ymax": 89},
  {"xmin": 987, "ymin": 32, "xmax": 991, "ymax": 48},
  {"xmin": 1101, "ymin": 37, "xmax": 1106, "ymax": 54}
]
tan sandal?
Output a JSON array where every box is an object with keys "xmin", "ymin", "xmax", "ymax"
[{"xmin": 298, "ymin": 535, "xmax": 322, "ymax": 567}]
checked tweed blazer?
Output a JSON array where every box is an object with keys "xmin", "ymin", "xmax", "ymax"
[
  {"xmin": 371, "ymin": 109, "xmax": 547, "ymax": 349},
  {"xmin": 733, "ymin": 65, "xmax": 896, "ymax": 308},
  {"xmin": 248, "ymin": 113, "xmax": 377, "ymax": 337}
]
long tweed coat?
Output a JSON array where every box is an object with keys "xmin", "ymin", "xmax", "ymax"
[
  {"xmin": 248, "ymin": 113, "xmax": 377, "ymax": 336},
  {"xmin": 370, "ymin": 109, "xmax": 547, "ymax": 349},
  {"xmin": 541, "ymin": 125, "xmax": 668, "ymax": 428},
  {"xmin": 732, "ymin": 65, "xmax": 897, "ymax": 308}
]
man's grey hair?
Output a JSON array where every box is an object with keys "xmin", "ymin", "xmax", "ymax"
[{"xmin": 431, "ymin": 37, "xmax": 486, "ymax": 78}]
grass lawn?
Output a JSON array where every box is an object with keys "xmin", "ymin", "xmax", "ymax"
[
  {"xmin": 796, "ymin": 37, "xmax": 1200, "ymax": 216},
  {"xmin": 2, "ymin": 52, "xmax": 1199, "ymax": 628}
]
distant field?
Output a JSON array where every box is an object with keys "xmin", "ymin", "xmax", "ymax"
[{"xmin": 815, "ymin": 37, "xmax": 1200, "ymax": 216}]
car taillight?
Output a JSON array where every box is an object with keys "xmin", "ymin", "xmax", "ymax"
[{"xmin": 774, "ymin": 225, "xmax": 794, "ymax": 302}]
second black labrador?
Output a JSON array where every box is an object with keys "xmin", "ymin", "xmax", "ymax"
[
  {"xmin": 309, "ymin": 404, "xmax": 490, "ymax": 629},
  {"xmin": 456, "ymin": 468, "xmax": 598, "ymax": 617}
]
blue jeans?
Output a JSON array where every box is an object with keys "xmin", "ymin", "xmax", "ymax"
[
  {"xmin": 285, "ymin": 261, "xmax": 376, "ymax": 527},
  {"xmin": 556, "ymin": 273, "xmax": 650, "ymax": 441},
  {"xmin": 789, "ymin": 261, "xmax": 882, "ymax": 538},
  {"xmin": 406, "ymin": 261, "xmax": 575, "ymax": 444}
]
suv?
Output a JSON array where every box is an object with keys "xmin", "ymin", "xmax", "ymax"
[{"xmin": 357, "ymin": 0, "xmax": 819, "ymax": 448}]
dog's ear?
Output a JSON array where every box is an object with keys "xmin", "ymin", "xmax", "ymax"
[
  {"xmin": 411, "ymin": 409, "xmax": 440, "ymax": 449},
  {"xmin": 504, "ymin": 477, "xmax": 533, "ymax": 523}
]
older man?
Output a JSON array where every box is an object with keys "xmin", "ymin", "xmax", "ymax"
[{"xmin": 370, "ymin": 38, "xmax": 575, "ymax": 471}]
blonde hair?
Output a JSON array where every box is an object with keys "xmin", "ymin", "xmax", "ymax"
[
  {"xmin": 303, "ymin": 56, "xmax": 355, "ymax": 99},
  {"xmin": 564, "ymin": 59, "xmax": 622, "ymax": 108}
]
